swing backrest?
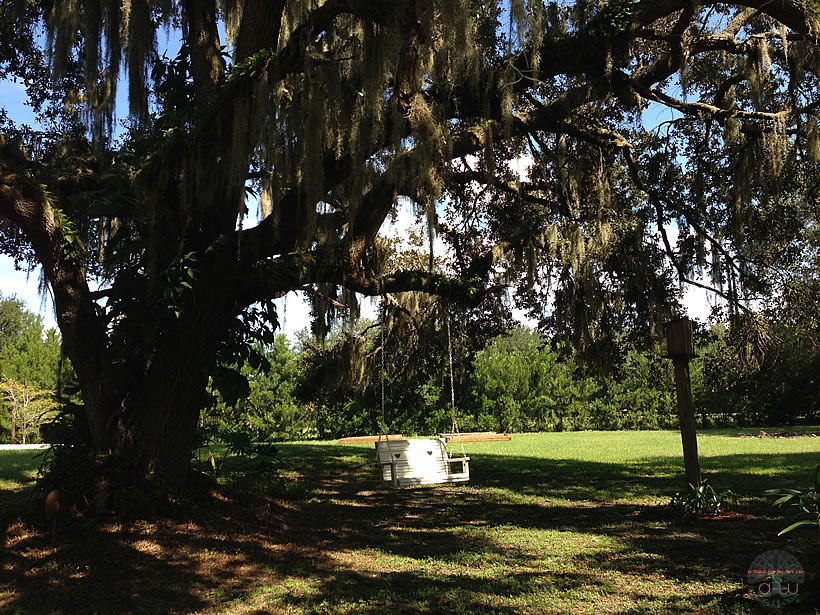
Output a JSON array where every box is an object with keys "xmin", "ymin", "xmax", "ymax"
[{"xmin": 375, "ymin": 438, "xmax": 469, "ymax": 487}]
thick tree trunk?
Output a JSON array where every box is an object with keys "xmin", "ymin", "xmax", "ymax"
[
  {"xmin": 1, "ymin": 134, "xmax": 117, "ymax": 453},
  {"xmin": 113, "ymin": 333, "xmax": 212, "ymax": 492}
]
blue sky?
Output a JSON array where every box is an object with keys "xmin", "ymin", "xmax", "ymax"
[{"xmin": 0, "ymin": 80, "xmax": 59, "ymax": 329}]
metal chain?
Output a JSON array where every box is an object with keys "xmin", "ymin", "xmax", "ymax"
[
  {"xmin": 381, "ymin": 297, "xmax": 386, "ymax": 431},
  {"xmin": 446, "ymin": 313, "xmax": 466, "ymax": 459},
  {"xmin": 378, "ymin": 281, "xmax": 389, "ymax": 441}
]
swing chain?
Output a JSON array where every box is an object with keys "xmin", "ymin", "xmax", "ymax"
[
  {"xmin": 377, "ymin": 279, "xmax": 390, "ymax": 441},
  {"xmin": 446, "ymin": 312, "xmax": 466, "ymax": 459}
]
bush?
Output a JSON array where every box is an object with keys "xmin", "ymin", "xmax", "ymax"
[
  {"xmin": 667, "ymin": 480, "xmax": 736, "ymax": 518},
  {"xmin": 765, "ymin": 465, "xmax": 820, "ymax": 538},
  {"xmin": 764, "ymin": 465, "xmax": 820, "ymax": 606}
]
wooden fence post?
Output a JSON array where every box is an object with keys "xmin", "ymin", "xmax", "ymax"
[{"xmin": 665, "ymin": 318, "xmax": 702, "ymax": 489}]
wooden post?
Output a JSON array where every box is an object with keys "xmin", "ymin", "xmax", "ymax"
[{"xmin": 665, "ymin": 318, "xmax": 701, "ymax": 489}]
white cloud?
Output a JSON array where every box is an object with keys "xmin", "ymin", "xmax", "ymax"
[
  {"xmin": 379, "ymin": 196, "xmax": 448, "ymax": 255},
  {"xmin": 681, "ymin": 285, "xmax": 719, "ymax": 322},
  {"xmin": 660, "ymin": 222, "xmax": 721, "ymax": 322},
  {"xmin": 506, "ymin": 154, "xmax": 533, "ymax": 182},
  {"xmin": 273, "ymin": 291, "xmax": 311, "ymax": 341}
]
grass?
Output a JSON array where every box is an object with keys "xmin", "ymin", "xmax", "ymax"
[
  {"xmin": 1, "ymin": 429, "xmax": 819, "ymax": 614},
  {"xmin": 0, "ymin": 448, "xmax": 44, "ymax": 513}
]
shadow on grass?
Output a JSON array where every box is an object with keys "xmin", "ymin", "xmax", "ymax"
[
  {"xmin": 281, "ymin": 442, "xmax": 820, "ymax": 502},
  {"xmin": 475, "ymin": 450, "xmax": 820, "ymax": 502},
  {"xmin": 2, "ymin": 441, "xmax": 818, "ymax": 614},
  {"xmin": 0, "ymin": 450, "xmax": 44, "ymax": 526},
  {"xmin": 0, "ymin": 449, "xmax": 43, "ymax": 484}
]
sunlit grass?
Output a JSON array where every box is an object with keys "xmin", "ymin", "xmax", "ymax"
[
  {"xmin": 0, "ymin": 448, "xmax": 42, "ymax": 512},
  {"xmin": 323, "ymin": 428, "xmax": 820, "ymax": 503},
  {"xmin": 464, "ymin": 429, "xmax": 820, "ymax": 464},
  {"xmin": 0, "ymin": 448, "xmax": 42, "ymax": 484},
  {"xmin": 2, "ymin": 430, "xmax": 819, "ymax": 614},
  {"xmin": 259, "ymin": 429, "xmax": 819, "ymax": 613}
]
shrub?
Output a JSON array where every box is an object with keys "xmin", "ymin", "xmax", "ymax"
[
  {"xmin": 667, "ymin": 480, "xmax": 736, "ymax": 518},
  {"xmin": 765, "ymin": 465, "xmax": 820, "ymax": 538}
]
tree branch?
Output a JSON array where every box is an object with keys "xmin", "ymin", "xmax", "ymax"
[
  {"xmin": 182, "ymin": 0, "xmax": 224, "ymax": 100},
  {"xmin": 621, "ymin": 146, "xmax": 753, "ymax": 311},
  {"xmin": 631, "ymin": 77, "xmax": 791, "ymax": 122},
  {"xmin": 0, "ymin": 134, "xmax": 114, "ymax": 448}
]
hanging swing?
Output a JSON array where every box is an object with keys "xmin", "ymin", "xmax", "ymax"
[{"xmin": 375, "ymin": 301, "xmax": 470, "ymax": 487}]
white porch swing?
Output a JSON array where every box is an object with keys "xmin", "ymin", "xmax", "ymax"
[{"xmin": 375, "ymin": 305, "xmax": 470, "ymax": 487}]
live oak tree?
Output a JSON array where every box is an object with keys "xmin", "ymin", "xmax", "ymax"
[{"xmin": 1, "ymin": 1, "xmax": 818, "ymax": 496}]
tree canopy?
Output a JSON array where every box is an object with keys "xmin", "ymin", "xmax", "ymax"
[{"xmin": 1, "ymin": 0, "xmax": 818, "ymax": 493}]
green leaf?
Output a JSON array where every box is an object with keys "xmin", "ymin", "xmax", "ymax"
[
  {"xmin": 772, "ymin": 494, "xmax": 796, "ymax": 506},
  {"xmin": 211, "ymin": 365, "xmax": 250, "ymax": 407},
  {"xmin": 764, "ymin": 488, "xmax": 802, "ymax": 495},
  {"xmin": 777, "ymin": 519, "xmax": 817, "ymax": 535}
]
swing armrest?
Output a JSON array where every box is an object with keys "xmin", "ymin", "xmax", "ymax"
[
  {"xmin": 445, "ymin": 456, "xmax": 469, "ymax": 479},
  {"xmin": 445, "ymin": 456, "xmax": 470, "ymax": 472},
  {"xmin": 376, "ymin": 456, "xmax": 399, "ymax": 487}
]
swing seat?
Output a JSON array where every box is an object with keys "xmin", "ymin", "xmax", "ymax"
[{"xmin": 375, "ymin": 438, "xmax": 470, "ymax": 487}]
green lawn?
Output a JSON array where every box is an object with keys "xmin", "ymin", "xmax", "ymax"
[
  {"xmin": 0, "ymin": 447, "xmax": 44, "ymax": 513},
  {"xmin": 2, "ymin": 430, "xmax": 819, "ymax": 614}
]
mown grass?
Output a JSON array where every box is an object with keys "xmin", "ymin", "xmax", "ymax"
[
  {"xmin": 2, "ymin": 429, "xmax": 819, "ymax": 614},
  {"xmin": 0, "ymin": 448, "xmax": 44, "ymax": 514},
  {"xmin": 449, "ymin": 429, "xmax": 820, "ymax": 504}
]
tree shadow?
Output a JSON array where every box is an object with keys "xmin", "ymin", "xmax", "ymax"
[{"xmin": 2, "ymin": 442, "xmax": 818, "ymax": 613}]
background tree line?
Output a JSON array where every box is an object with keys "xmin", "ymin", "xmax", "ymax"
[
  {"xmin": 205, "ymin": 299, "xmax": 820, "ymax": 441},
  {"xmin": 0, "ymin": 293, "xmax": 69, "ymax": 443},
  {"xmin": 4, "ymin": 284, "xmax": 818, "ymax": 446}
]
